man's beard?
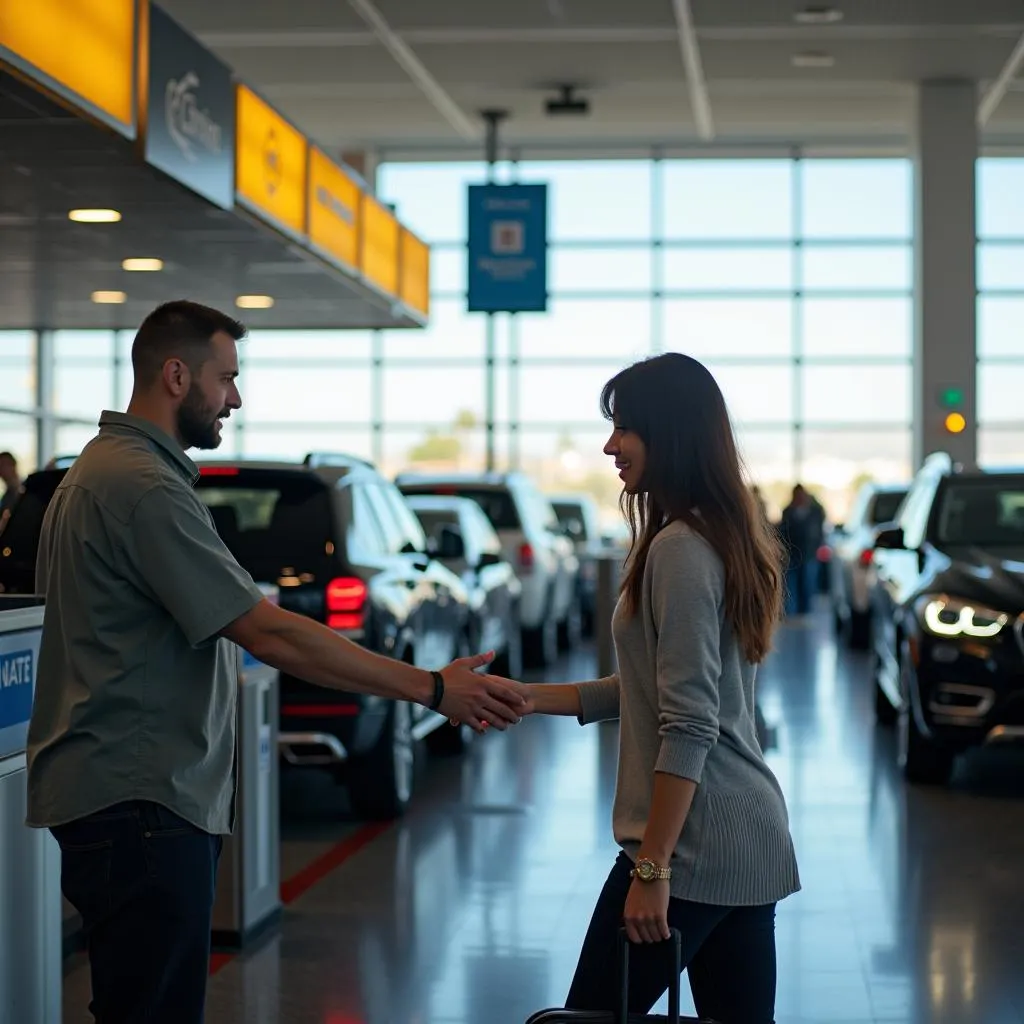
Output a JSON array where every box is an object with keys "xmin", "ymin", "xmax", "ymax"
[{"xmin": 177, "ymin": 383, "xmax": 225, "ymax": 450}]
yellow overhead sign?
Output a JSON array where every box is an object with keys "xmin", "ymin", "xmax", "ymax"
[
  {"xmin": 361, "ymin": 194, "xmax": 399, "ymax": 298},
  {"xmin": 400, "ymin": 230, "xmax": 430, "ymax": 318},
  {"xmin": 235, "ymin": 85, "xmax": 307, "ymax": 237},
  {"xmin": 308, "ymin": 148, "xmax": 360, "ymax": 273},
  {"xmin": 0, "ymin": 0, "xmax": 135, "ymax": 134}
]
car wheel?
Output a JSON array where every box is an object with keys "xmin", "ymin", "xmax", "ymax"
[
  {"xmin": 897, "ymin": 667, "xmax": 954, "ymax": 786},
  {"xmin": 557, "ymin": 591, "xmax": 583, "ymax": 652},
  {"xmin": 349, "ymin": 700, "xmax": 416, "ymax": 819},
  {"xmin": 872, "ymin": 648, "xmax": 897, "ymax": 725},
  {"xmin": 849, "ymin": 610, "xmax": 871, "ymax": 650},
  {"xmin": 524, "ymin": 592, "xmax": 559, "ymax": 669},
  {"xmin": 491, "ymin": 608, "xmax": 523, "ymax": 680}
]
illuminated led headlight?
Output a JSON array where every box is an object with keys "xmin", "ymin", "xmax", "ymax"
[{"xmin": 920, "ymin": 596, "xmax": 1009, "ymax": 639}]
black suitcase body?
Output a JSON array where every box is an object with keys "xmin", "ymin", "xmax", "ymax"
[{"xmin": 525, "ymin": 929, "xmax": 717, "ymax": 1024}]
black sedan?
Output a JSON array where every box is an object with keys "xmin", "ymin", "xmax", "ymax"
[{"xmin": 870, "ymin": 454, "xmax": 1024, "ymax": 784}]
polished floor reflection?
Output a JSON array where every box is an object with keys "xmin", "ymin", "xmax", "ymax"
[{"xmin": 63, "ymin": 607, "xmax": 1024, "ymax": 1023}]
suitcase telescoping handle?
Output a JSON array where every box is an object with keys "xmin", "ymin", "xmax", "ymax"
[{"xmin": 618, "ymin": 927, "xmax": 683, "ymax": 1024}]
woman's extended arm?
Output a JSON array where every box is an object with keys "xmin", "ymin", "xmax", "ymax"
[
  {"xmin": 524, "ymin": 684, "xmax": 582, "ymax": 717},
  {"xmin": 521, "ymin": 674, "xmax": 619, "ymax": 721}
]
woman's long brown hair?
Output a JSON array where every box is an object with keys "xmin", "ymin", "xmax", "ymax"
[{"xmin": 602, "ymin": 353, "xmax": 784, "ymax": 664}]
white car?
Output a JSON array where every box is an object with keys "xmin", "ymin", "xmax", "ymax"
[
  {"xmin": 396, "ymin": 473, "xmax": 580, "ymax": 668},
  {"xmin": 826, "ymin": 481, "xmax": 908, "ymax": 649}
]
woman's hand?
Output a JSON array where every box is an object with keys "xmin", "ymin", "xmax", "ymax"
[{"xmin": 623, "ymin": 877, "xmax": 671, "ymax": 944}]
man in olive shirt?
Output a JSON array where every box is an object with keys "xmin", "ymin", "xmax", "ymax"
[{"xmin": 27, "ymin": 301, "xmax": 529, "ymax": 1024}]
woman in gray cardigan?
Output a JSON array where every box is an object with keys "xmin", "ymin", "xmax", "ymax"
[{"xmin": 520, "ymin": 353, "xmax": 801, "ymax": 1022}]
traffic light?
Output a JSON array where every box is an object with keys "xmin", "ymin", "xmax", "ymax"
[{"xmin": 938, "ymin": 386, "xmax": 967, "ymax": 435}]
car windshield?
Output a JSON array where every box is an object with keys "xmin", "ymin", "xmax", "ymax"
[
  {"xmin": 401, "ymin": 486, "xmax": 520, "ymax": 531},
  {"xmin": 195, "ymin": 469, "xmax": 334, "ymax": 580},
  {"xmin": 935, "ymin": 479, "xmax": 1024, "ymax": 547},
  {"xmin": 871, "ymin": 491, "xmax": 906, "ymax": 525}
]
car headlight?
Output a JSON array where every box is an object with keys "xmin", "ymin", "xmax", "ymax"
[{"xmin": 919, "ymin": 595, "xmax": 1010, "ymax": 639}]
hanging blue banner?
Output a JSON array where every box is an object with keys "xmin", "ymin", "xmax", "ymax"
[{"xmin": 467, "ymin": 183, "xmax": 548, "ymax": 313}]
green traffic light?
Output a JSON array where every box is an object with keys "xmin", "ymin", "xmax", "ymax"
[{"xmin": 940, "ymin": 387, "xmax": 964, "ymax": 407}]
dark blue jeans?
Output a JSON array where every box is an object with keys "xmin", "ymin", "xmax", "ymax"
[
  {"xmin": 51, "ymin": 800, "xmax": 222, "ymax": 1024},
  {"xmin": 566, "ymin": 852, "xmax": 777, "ymax": 1024}
]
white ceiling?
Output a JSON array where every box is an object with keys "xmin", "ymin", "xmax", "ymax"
[{"xmin": 159, "ymin": 0, "xmax": 1024, "ymax": 160}]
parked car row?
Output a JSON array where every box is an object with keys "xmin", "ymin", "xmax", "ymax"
[
  {"xmin": 850, "ymin": 455, "xmax": 1024, "ymax": 787},
  {"xmin": 0, "ymin": 452, "xmax": 600, "ymax": 819}
]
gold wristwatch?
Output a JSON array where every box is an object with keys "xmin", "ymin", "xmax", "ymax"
[{"xmin": 630, "ymin": 857, "xmax": 672, "ymax": 882}]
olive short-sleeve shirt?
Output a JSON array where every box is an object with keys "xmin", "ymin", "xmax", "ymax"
[{"xmin": 26, "ymin": 412, "xmax": 264, "ymax": 835}]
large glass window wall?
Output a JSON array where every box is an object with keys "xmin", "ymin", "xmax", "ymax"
[{"xmin": 3, "ymin": 155, "xmax": 1019, "ymax": 527}]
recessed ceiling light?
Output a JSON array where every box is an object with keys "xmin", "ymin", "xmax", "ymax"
[
  {"xmin": 122, "ymin": 258, "xmax": 163, "ymax": 272},
  {"xmin": 92, "ymin": 290, "xmax": 127, "ymax": 304},
  {"xmin": 792, "ymin": 51, "xmax": 836, "ymax": 68},
  {"xmin": 236, "ymin": 294, "xmax": 275, "ymax": 309},
  {"xmin": 794, "ymin": 6, "xmax": 843, "ymax": 24},
  {"xmin": 69, "ymin": 208, "xmax": 121, "ymax": 223}
]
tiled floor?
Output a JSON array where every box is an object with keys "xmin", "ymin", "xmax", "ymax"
[{"xmin": 63, "ymin": 606, "xmax": 1024, "ymax": 1023}]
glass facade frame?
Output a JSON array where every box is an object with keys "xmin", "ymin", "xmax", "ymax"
[{"xmin": 2, "ymin": 155, "xmax": 1019, "ymax": 524}]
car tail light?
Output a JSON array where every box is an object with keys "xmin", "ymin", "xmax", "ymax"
[
  {"xmin": 858, "ymin": 549, "xmax": 874, "ymax": 568},
  {"xmin": 200, "ymin": 466, "xmax": 239, "ymax": 476},
  {"xmin": 816, "ymin": 545, "xmax": 832, "ymax": 563},
  {"xmin": 326, "ymin": 577, "xmax": 367, "ymax": 631},
  {"xmin": 518, "ymin": 542, "xmax": 535, "ymax": 569}
]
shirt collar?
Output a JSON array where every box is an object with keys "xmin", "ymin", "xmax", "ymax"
[{"xmin": 98, "ymin": 411, "xmax": 198, "ymax": 483}]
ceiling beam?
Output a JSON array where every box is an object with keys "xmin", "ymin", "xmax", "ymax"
[
  {"xmin": 346, "ymin": 0, "xmax": 478, "ymax": 141},
  {"xmin": 978, "ymin": 29, "xmax": 1024, "ymax": 126},
  {"xmin": 670, "ymin": 0, "xmax": 714, "ymax": 141}
]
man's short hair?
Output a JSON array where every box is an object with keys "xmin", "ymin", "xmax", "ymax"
[
  {"xmin": 131, "ymin": 300, "xmax": 246, "ymax": 387},
  {"xmin": 0, "ymin": 451, "xmax": 14, "ymax": 464}
]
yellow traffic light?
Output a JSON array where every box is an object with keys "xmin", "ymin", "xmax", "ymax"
[{"xmin": 944, "ymin": 412, "xmax": 967, "ymax": 434}]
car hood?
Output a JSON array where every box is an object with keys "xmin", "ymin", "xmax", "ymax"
[{"xmin": 930, "ymin": 546, "xmax": 1024, "ymax": 616}]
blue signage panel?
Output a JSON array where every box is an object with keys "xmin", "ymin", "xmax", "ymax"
[
  {"xmin": 467, "ymin": 184, "xmax": 548, "ymax": 313},
  {"xmin": 146, "ymin": 4, "xmax": 236, "ymax": 210},
  {"xmin": 0, "ymin": 647, "xmax": 34, "ymax": 731}
]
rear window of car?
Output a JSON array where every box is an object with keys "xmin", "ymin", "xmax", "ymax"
[
  {"xmin": 401, "ymin": 486, "xmax": 521, "ymax": 531},
  {"xmin": 195, "ymin": 469, "xmax": 334, "ymax": 580},
  {"xmin": 552, "ymin": 502, "xmax": 589, "ymax": 540},
  {"xmin": 870, "ymin": 490, "xmax": 906, "ymax": 525}
]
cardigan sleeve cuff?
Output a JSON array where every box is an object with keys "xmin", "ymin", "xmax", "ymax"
[
  {"xmin": 576, "ymin": 676, "xmax": 620, "ymax": 725},
  {"xmin": 656, "ymin": 733, "xmax": 713, "ymax": 783}
]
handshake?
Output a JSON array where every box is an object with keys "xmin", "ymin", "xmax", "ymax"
[{"xmin": 431, "ymin": 651, "xmax": 536, "ymax": 733}]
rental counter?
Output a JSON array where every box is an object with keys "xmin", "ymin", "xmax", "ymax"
[{"xmin": 0, "ymin": 598, "xmax": 61, "ymax": 1024}]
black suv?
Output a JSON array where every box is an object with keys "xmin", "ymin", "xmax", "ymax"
[
  {"xmin": 869, "ymin": 453, "xmax": 1024, "ymax": 785},
  {"xmin": 0, "ymin": 453, "xmax": 477, "ymax": 819}
]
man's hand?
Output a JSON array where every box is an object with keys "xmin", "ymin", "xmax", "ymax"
[
  {"xmin": 438, "ymin": 653, "xmax": 532, "ymax": 732},
  {"xmin": 623, "ymin": 876, "xmax": 671, "ymax": 945}
]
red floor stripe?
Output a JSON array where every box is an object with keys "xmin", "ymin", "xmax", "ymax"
[
  {"xmin": 280, "ymin": 822, "xmax": 391, "ymax": 905},
  {"xmin": 208, "ymin": 821, "xmax": 391, "ymax": 976}
]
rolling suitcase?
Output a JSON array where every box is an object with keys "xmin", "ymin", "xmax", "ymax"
[{"xmin": 525, "ymin": 928, "xmax": 718, "ymax": 1024}]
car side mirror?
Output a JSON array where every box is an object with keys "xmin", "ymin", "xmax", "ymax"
[
  {"xmin": 437, "ymin": 525, "xmax": 465, "ymax": 561},
  {"xmin": 477, "ymin": 551, "xmax": 502, "ymax": 569},
  {"xmin": 873, "ymin": 526, "xmax": 906, "ymax": 551}
]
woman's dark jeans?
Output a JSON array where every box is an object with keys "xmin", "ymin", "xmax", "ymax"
[{"xmin": 566, "ymin": 852, "xmax": 778, "ymax": 1024}]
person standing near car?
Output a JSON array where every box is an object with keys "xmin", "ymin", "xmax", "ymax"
[
  {"xmin": 26, "ymin": 300, "xmax": 529, "ymax": 1024},
  {"xmin": 0, "ymin": 449, "xmax": 22, "ymax": 517},
  {"xmin": 779, "ymin": 483, "xmax": 826, "ymax": 616},
  {"xmin": 496, "ymin": 354, "xmax": 801, "ymax": 1023}
]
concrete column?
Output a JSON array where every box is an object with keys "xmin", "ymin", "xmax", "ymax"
[
  {"xmin": 340, "ymin": 149, "xmax": 378, "ymax": 192},
  {"xmin": 913, "ymin": 80, "xmax": 978, "ymax": 469},
  {"xmin": 35, "ymin": 330, "xmax": 55, "ymax": 467}
]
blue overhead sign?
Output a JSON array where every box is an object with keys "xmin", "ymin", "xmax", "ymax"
[
  {"xmin": 467, "ymin": 183, "xmax": 548, "ymax": 313},
  {"xmin": 146, "ymin": 4, "xmax": 235, "ymax": 210}
]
